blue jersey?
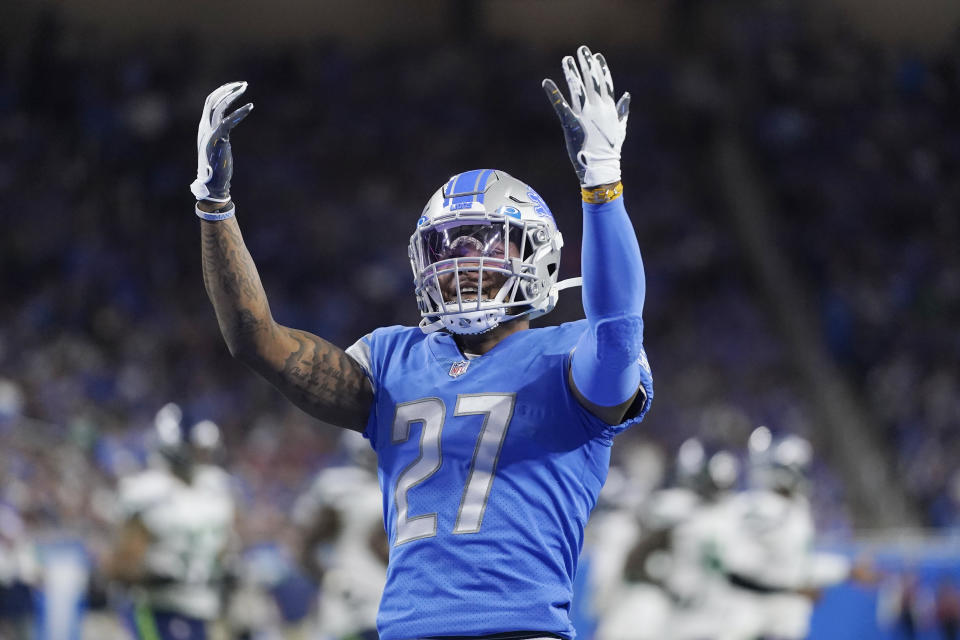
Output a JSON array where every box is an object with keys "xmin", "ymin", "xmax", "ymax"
[{"xmin": 346, "ymin": 320, "xmax": 653, "ymax": 640}]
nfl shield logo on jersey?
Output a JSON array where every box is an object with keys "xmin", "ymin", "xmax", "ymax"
[{"xmin": 448, "ymin": 361, "xmax": 470, "ymax": 378}]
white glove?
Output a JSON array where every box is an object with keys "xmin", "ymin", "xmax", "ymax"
[
  {"xmin": 542, "ymin": 46, "xmax": 630, "ymax": 187},
  {"xmin": 190, "ymin": 81, "xmax": 253, "ymax": 203}
]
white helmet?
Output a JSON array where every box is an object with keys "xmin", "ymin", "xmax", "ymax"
[
  {"xmin": 676, "ymin": 438, "xmax": 740, "ymax": 497},
  {"xmin": 409, "ymin": 169, "xmax": 579, "ymax": 335},
  {"xmin": 747, "ymin": 426, "xmax": 813, "ymax": 494}
]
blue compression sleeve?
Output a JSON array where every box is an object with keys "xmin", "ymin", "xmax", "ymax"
[{"xmin": 571, "ymin": 194, "xmax": 647, "ymax": 408}]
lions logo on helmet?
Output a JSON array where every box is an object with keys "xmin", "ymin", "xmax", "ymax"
[{"xmin": 409, "ymin": 169, "xmax": 577, "ymax": 335}]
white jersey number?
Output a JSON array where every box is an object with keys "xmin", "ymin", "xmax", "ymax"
[{"xmin": 391, "ymin": 393, "xmax": 515, "ymax": 545}]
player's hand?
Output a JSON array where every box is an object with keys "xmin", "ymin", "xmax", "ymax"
[
  {"xmin": 190, "ymin": 81, "xmax": 253, "ymax": 203},
  {"xmin": 542, "ymin": 46, "xmax": 630, "ymax": 188}
]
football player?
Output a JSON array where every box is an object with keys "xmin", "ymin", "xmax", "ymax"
[
  {"xmin": 711, "ymin": 426, "xmax": 863, "ymax": 640},
  {"xmin": 292, "ymin": 432, "xmax": 387, "ymax": 640},
  {"xmin": 105, "ymin": 403, "xmax": 235, "ymax": 640},
  {"xmin": 0, "ymin": 503, "xmax": 35, "ymax": 640},
  {"xmin": 192, "ymin": 46, "xmax": 653, "ymax": 640},
  {"xmin": 597, "ymin": 438, "xmax": 739, "ymax": 640}
]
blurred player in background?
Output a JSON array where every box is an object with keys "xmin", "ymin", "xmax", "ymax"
[
  {"xmin": 0, "ymin": 503, "xmax": 35, "ymax": 640},
  {"xmin": 292, "ymin": 431, "xmax": 387, "ymax": 640},
  {"xmin": 578, "ymin": 442, "xmax": 663, "ymax": 640},
  {"xmin": 713, "ymin": 426, "xmax": 870, "ymax": 640},
  {"xmin": 596, "ymin": 438, "xmax": 739, "ymax": 640},
  {"xmin": 191, "ymin": 45, "xmax": 653, "ymax": 640},
  {"xmin": 104, "ymin": 403, "xmax": 235, "ymax": 640},
  {"xmin": 224, "ymin": 540, "xmax": 314, "ymax": 640}
]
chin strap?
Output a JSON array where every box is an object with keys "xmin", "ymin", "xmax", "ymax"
[
  {"xmin": 418, "ymin": 276, "xmax": 583, "ymax": 336},
  {"xmin": 553, "ymin": 276, "xmax": 582, "ymax": 293},
  {"xmin": 418, "ymin": 317, "xmax": 445, "ymax": 334}
]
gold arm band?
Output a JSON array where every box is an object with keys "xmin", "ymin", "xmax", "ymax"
[{"xmin": 581, "ymin": 182, "xmax": 623, "ymax": 204}]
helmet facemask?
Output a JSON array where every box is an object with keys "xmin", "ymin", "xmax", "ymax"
[{"xmin": 410, "ymin": 214, "xmax": 560, "ymax": 334}]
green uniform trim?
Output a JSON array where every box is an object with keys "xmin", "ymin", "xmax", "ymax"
[{"xmin": 134, "ymin": 602, "xmax": 162, "ymax": 640}]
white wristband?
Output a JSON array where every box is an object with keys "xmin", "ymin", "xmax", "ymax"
[{"xmin": 195, "ymin": 202, "xmax": 235, "ymax": 221}]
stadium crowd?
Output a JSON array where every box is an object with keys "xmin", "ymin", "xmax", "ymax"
[
  {"xmin": 734, "ymin": 16, "xmax": 960, "ymax": 528},
  {"xmin": 1, "ymin": 2, "xmax": 959, "ymax": 637}
]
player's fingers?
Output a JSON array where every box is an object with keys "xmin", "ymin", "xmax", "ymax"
[
  {"xmin": 203, "ymin": 85, "xmax": 229, "ymax": 113},
  {"xmin": 576, "ymin": 45, "xmax": 603, "ymax": 103},
  {"xmin": 223, "ymin": 103, "xmax": 254, "ymax": 133},
  {"xmin": 616, "ymin": 92, "xmax": 631, "ymax": 122},
  {"xmin": 562, "ymin": 56, "xmax": 586, "ymax": 114},
  {"xmin": 204, "ymin": 82, "xmax": 243, "ymax": 117},
  {"xmin": 595, "ymin": 53, "xmax": 617, "ymax": 101},
  {"xmin": 543, "ymin": 79, "xmax": 582, "ymax": 136},
  {"xmin": 543, "ymin": 78, "xmax": 573, "ymax": 120},
  {"xmin": 211, "ymin": 81, "xmax": 248, "ymax": 125}
]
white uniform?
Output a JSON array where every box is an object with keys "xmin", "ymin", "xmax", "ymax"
[
  {"xmin": 711, "ymin": 489, "xmax": 851, "ymax": 640},
  {"xmin": 117, "ymin": 465, "xmax": 235, "ymax": 620},
  {"xmin": 628, "ymin": 491, "xmax": 755, "ymax": 640},
  {"xmin": 588, "ymin": 506, "xmax": 651, "ymax": 640},
  {"xmin": 594, "ymin": 488, "xmax": 726, "ymax": 640},
  {"xmin": 292, "ymin": 465, "xmax": 386, "ymax": 639}
]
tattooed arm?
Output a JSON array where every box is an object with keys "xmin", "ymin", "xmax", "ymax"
[
  {"xmin": 190, "ymin": 83, "xmax": 372, "ymax": 431},
  {"xmin": 200, "ymin": 209, "xmax": 373, "ymax": 432}
]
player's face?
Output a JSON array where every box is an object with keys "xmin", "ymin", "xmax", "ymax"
[
  {"xmin": 437, "ymin": 238, "xmax": 520, "ymax": 303},
  {"xmin": 423, "ymin": 223, "xmax": 520, "ymax": 303}
]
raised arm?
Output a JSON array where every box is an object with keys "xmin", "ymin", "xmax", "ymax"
[
  {"xmin": 191, "ymin": 82, "xmax": 372, "ymax": 431},
  {"xmin": 544, "ymin": 47, "xmax": 652, "ymax": 425}
]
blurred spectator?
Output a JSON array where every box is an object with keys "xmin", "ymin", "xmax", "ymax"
[
  {"xmin": 936, "ymin": 577, "xmax": 960, "ymax": 640},
  {"xmin": 879, "ymin": 571, "xmax": 936, "ymax": 639}
]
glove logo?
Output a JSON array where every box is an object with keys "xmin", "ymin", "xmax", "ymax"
[{"xmin": 594, "ymin": 124, "xmax": 617, "ymax": 149}]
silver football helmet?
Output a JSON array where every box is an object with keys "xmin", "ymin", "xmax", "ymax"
[{"xmin": 409, "ymin": 169, "xmax": 579, "ymax": 335}]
